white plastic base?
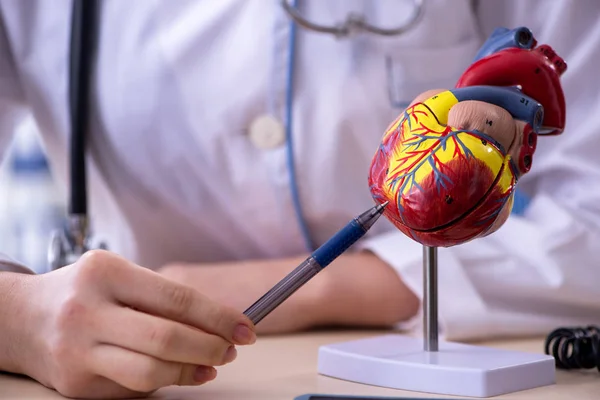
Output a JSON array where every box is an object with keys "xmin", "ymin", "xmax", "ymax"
[{"xmin": 317, "ymin": 334, "xmax": 556, "ymax": 398}]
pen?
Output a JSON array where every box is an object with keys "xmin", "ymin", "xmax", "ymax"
[{"xmin": 243, "ymin": 201, "xmax": 389, "ymax": 325}]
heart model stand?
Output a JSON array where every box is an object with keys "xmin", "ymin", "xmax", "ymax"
[
  {"xmin": 317, "ymin": 24, "xmax": 568, "ymax": 397},
  {"xmin": 317, "ymin": 244, "xmax": 556, "ymax": 397}
]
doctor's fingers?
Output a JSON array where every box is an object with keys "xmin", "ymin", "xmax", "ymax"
[
  {"xmin": 95, "ymin": 305, "xmax": 238, "ymax": 367},
  {"xmin": 78, "ymin": 250, "xmax": 256, "ymax": 345},
  {"xmin": 88, "ymin": 344, "xmax": 216, "ymax": 393}
]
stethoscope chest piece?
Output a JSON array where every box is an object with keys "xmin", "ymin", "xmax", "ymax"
[{"xmin": 48, "ymin": 214, "xmax": 107, "ymax": 270}]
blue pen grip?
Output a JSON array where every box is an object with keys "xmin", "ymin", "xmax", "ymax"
[{"xmin": 312, "ymin": 220, "xmax": 366, "ymax": 268}]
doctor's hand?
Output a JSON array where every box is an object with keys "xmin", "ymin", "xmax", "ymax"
[{"xmin": 9, "ymin": 250, "xmax": 256, "ymax": 399}]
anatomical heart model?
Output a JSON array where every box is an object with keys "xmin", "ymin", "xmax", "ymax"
[{"xmin": 369, "ymin": 27, "xmax": 567, "ymax": 247}]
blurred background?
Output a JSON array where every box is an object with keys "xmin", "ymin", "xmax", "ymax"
[{"xmin": 0, "ymin": 116, "xmax": 67, "ymax": 274}]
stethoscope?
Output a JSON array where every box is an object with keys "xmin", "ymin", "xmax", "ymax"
[{"xmin": 47, "ymin": 0, "xmax": 426, "ymax": 270}]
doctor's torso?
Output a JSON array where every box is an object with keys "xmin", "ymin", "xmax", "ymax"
[{"xmin": 0, "ymin": 0, "xmax": 483, "ymax": 268}]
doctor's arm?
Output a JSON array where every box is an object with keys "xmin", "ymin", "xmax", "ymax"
[{"xmin": 159, "ymin": 250, "xmax": 420, "ymax": 334}]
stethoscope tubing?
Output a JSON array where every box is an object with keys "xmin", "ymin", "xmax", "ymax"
[{"xmin": 68, "ymin": 0, "xmax": 100, "ymax": 217}]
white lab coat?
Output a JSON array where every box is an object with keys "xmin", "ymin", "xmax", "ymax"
[{"xmin": 0, "ymin": 0, "xmax": 599, "ymax": 342}]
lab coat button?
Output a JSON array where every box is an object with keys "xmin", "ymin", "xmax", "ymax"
[{"xmin": 248, "ymin": 115, "xmax": 286, "ymax": 149}]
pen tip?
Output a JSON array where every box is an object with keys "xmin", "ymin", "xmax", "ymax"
[
  {"xmin": 357, "ymin": 201, "xmax": 389, "ymax": 230},
  {"xmin": 373, "ymin": 201, "xmax": 388, "ymax": 215},
  {"xmin": 377, "ymin": 201, "xmax": 389, "ymax": 210}
]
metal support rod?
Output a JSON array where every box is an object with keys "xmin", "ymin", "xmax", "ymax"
[{"xmin": 423, "ymin": 245, "xmax": 438, "ymax": 352}]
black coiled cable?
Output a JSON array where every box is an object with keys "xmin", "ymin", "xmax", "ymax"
[{"xmin": 544, "ymin": 326, "xmax": 600, "ymax": 372}]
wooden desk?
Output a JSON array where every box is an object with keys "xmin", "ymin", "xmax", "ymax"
[{"xmin": 1, "ymin": 330, "xmax": 598, "ymax": 399}]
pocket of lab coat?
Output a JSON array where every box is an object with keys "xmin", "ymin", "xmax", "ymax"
[{"xmin": 385, "ymin": 38, "xmax": 482, "ymax": 108}]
